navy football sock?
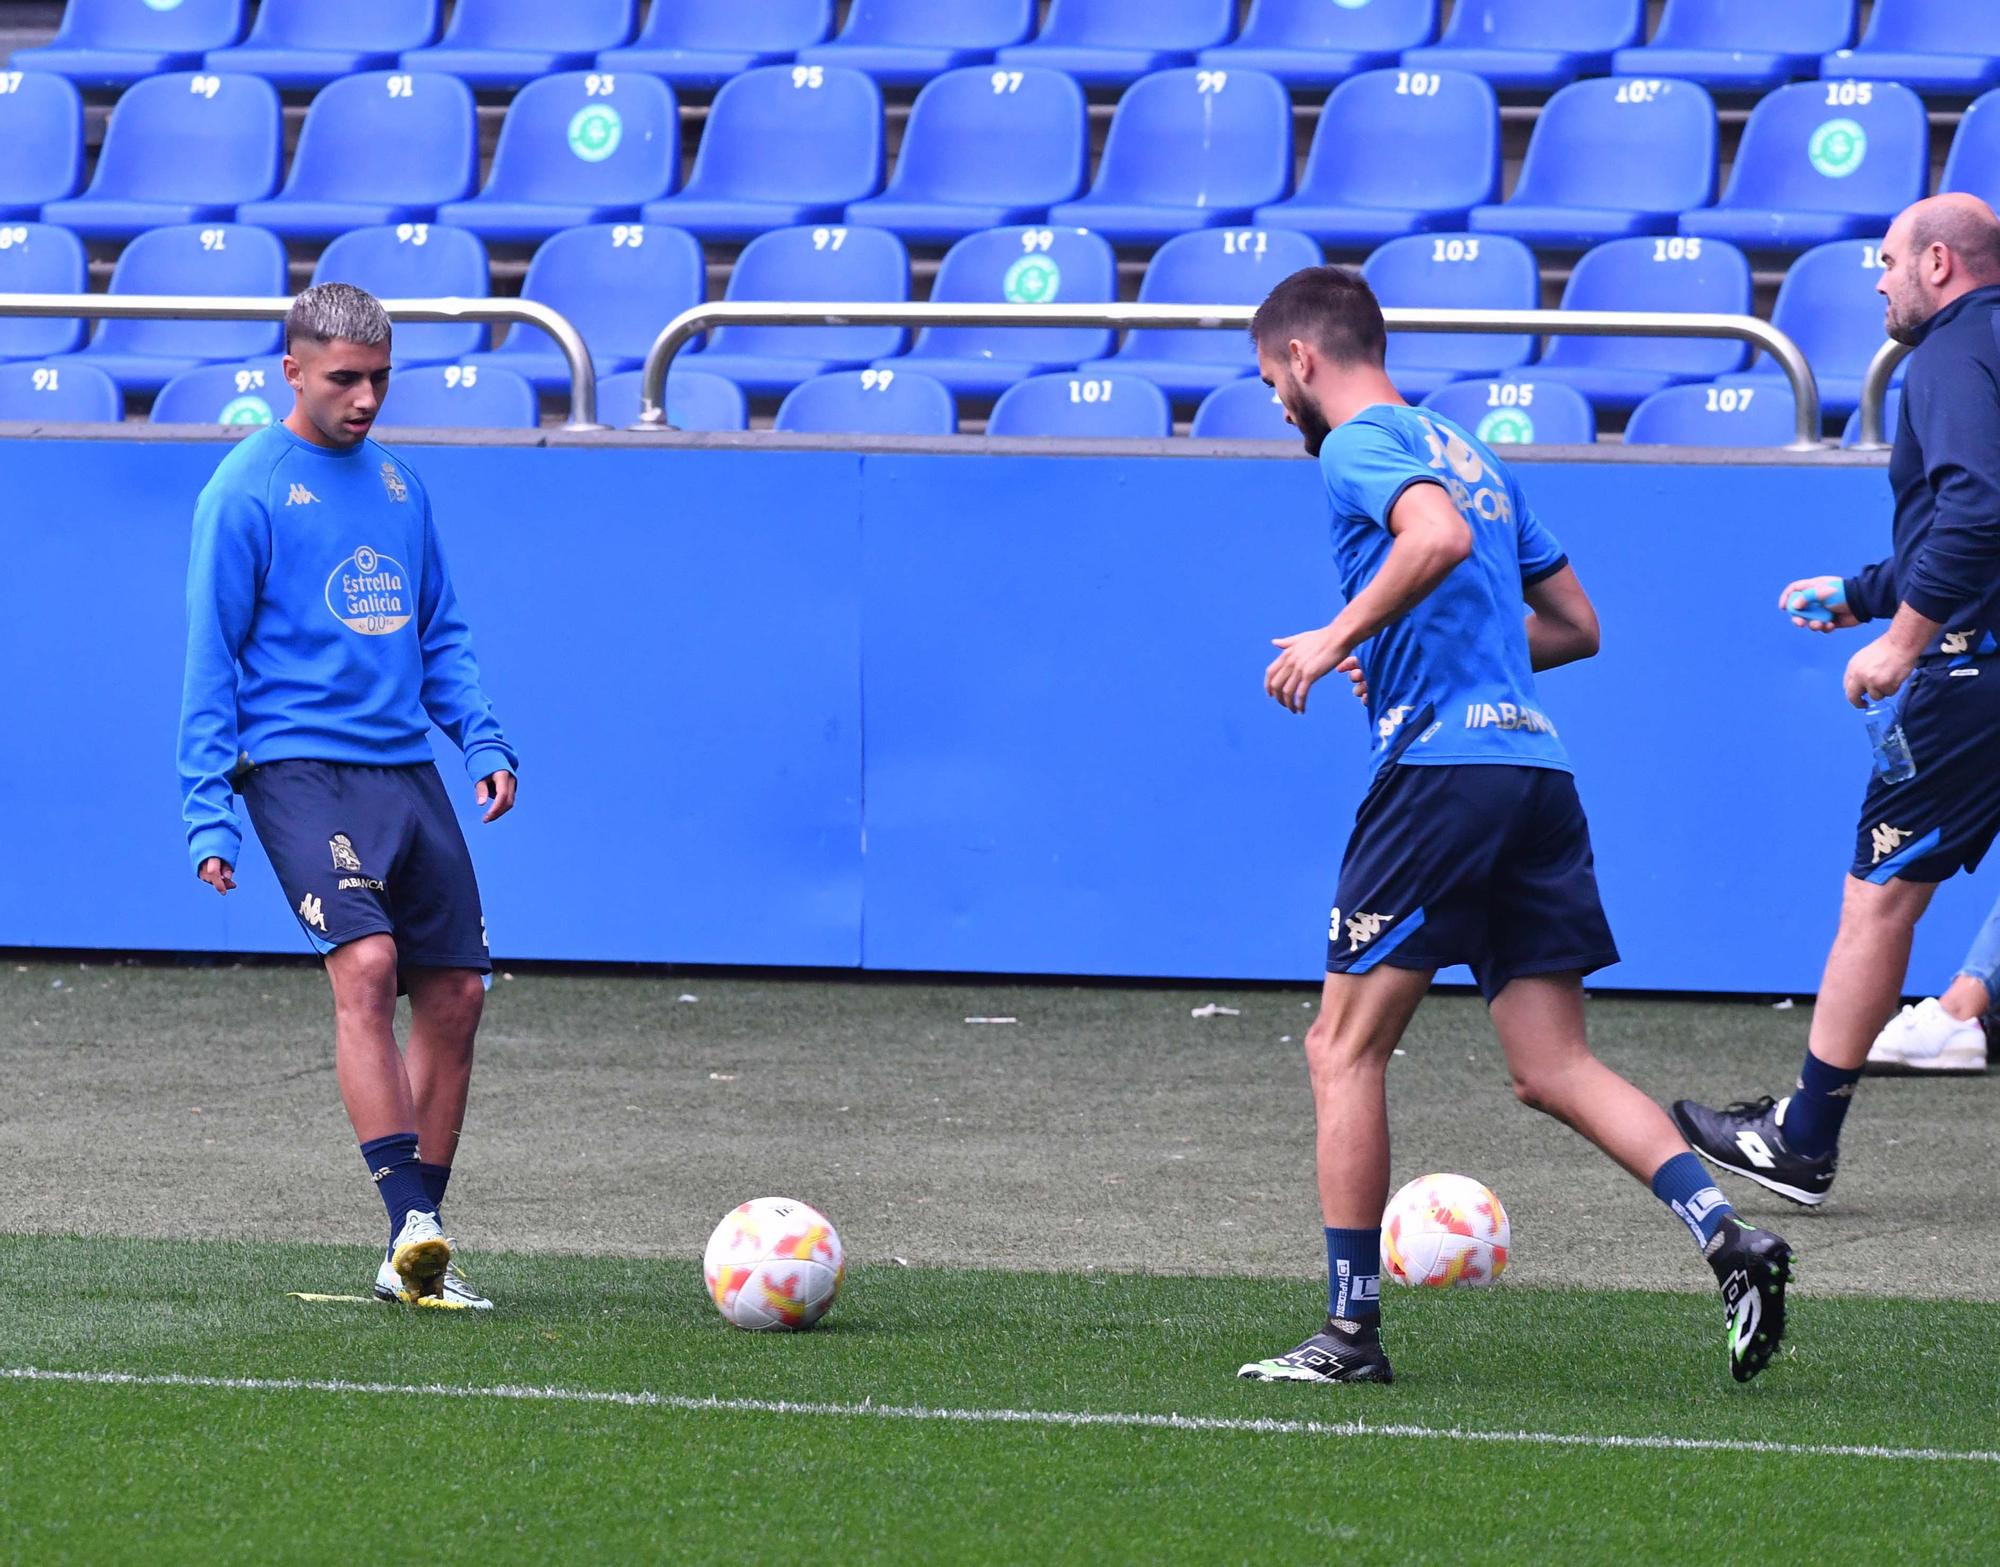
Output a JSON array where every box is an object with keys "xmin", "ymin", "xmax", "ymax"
[
  {"xmin": 1650, "ymin": 1151, "xmax": 1733, "ymax": 1248},
  {"xmin": 417, "ymin": 1161, "xmax": 452, "ymax": 1220},
  {"xmin": 359, "ymin": 1133, "xmax": 429, "ymax": 1245},
  {"xmin": 1325, "ymin": 1227, "xmax": 1382, "ymax": 1326},
  {"xmin": 1783, "ymin": 1052, "xmax": 1862, "ymax": 1160}
]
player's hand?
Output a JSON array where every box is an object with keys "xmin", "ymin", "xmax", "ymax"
[
  {"xmin": 1779, "ymin": 575, "xmax": 1858, "ymax": 633},
  {"xmin": 1843, "ymin": 634, "xmax": 1918, "ymax": 708},
  {"xmin": 198, "ymin": 858, "xmax": 235, "ymax": 895},
  {"xmin": 476, "ymin": 770, "xmax": 517, "ymax": 823},
  {"xmin": 1265, "ymin": 627, "xmax": 1347, "ymax": 715},
  {"xmin": 1337, "ymin": 655, "xmax": 1368, "ymax": 704}
]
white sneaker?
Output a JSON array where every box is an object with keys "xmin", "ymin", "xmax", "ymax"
[
  {"xmin": 388, "ymin": 1209, "xmax": 452, "ymax": 1300},
  {"xmin": 373, "ymin": 1247, "xmax": 492, "ymax": 1310},
  {"xmin": 1865, "ymin": 997, "xmax": 1989, "ymax": 1074}
]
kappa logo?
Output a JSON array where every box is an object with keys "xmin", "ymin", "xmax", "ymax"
[
  {"xmin": 298, "ymin": 893, "xmax": 327, "ymax": 932},
  {"xmin": 1870, "ymin": 822, "xmax": 1912, "ymax": 865},
  {"xmin": 1345, "ymin": 910, "xmax": 1391, "ymax": 953},
  {"xmin": 286, "ymin": 484, "xmax": 319, "ymax": 506},
  {"xmin": 1942, "ymin": 630, "xmax": 1974, "ymax": 656},
  {"xmin": 379, "ymin": 462, "xmax": 407, "ymax": 502},
  {"xmin": 1377, "ymin": 705, "xmax": 1413, "ymax": 743},
  {"xmin": 329, "ymin": 833, "xmax": 362, "ymax": 873}
]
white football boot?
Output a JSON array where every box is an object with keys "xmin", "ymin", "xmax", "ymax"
[
  {"xmin": 438, "ymin": 1257, "xmax": 494, "ymax": 1310},
  {"xmin": 1865, "ymin": 997, "xmax": 1989, "ymax": 1074},
  {"xmin": 388, "ymin": 1209, "xmax": 453, "ymax": 1301}
]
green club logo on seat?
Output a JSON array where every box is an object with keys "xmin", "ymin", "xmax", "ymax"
[
  {"xmin": 568, "ymin": 105, "xmax": 623, "ymax": 163},
  {"xmin": 1003, "ymin": 255, "xmax": 1061, "ymax": 304},
  {"xmin": 218, "ymin": 394, "xmax": 273, "ymax": 427},
  {"xmin": 1809, "ymin": 118, "xmax": 1867, "ymax": 178},
  {"xmin": 1475, "ymin": 409, "xmax": 1534, "ymax": 446}
]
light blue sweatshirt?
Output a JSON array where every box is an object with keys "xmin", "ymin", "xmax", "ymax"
[{"xmin": 178, "ymin": 425, "xmax": 516, "ymax": 872}]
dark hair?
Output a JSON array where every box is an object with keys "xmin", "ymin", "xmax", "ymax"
[{"xmin": 1249, "ymin": 265, "xmax": 1386, "ymax": 367}]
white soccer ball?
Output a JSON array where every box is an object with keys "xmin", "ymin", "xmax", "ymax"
[
  {"xmin": 703, "ymin": 1197, "xmax": 845, "ymax": 1331},
  {"xmin": 1381, "ymin": 1172, "xmax": 1510, "ymax": 1288}
]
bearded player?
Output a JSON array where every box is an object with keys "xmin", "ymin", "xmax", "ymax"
[
  {"xmin": 178, "ymin": 282, "xmax": 516, "ymax": 1310},
  {"xmin": 1233, "ymin": 267, "xmax": 1793, "ymax": 1386}
]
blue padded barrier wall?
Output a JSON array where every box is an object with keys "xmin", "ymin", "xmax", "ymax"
[{"xmin": 0, "ymin": 437, "xmax": 1989, "ymax": 993}]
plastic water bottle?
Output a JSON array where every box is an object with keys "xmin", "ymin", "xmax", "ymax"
[{"xmin": 1862, "ymin": 698, "xmax": 1916, "ymax": 784}]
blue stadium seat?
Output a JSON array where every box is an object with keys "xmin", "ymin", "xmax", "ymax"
[
  {"xmin": 400, "ymin": 0, "xmax": 637, "ymax": 89},
  {"xmin": 1720, "ymin": 239, "xmax": 1901, "ymax": 418},
  {"xmin": 1048, "ymin": 68, "xmax": 1292, "ymax": 246},
  {"xmin": 987, "ymin": 371, "xmax": 1174, "ymax": 437},
  {"xmin": 644, "ymin": 65, "xmax": 881, "ymax": 242},
  {"xmin": 205, "ymin": 0, "xmax": 443, "ymax": 88},
  {"xmin": 846, "ymin": 66, "xmax": 1087, "ymax": 242},
  {"xmin": 462, "ymin": 223, "xmax": 703, "ymax": 393},
  {"xmin": 1190, "ymin": 376, "xmax": 1294, "ymax": 439},
  {"xmin": 797, "ymin": 0, "xmax": 1037, "ymax": 87},
  {"xmin": 238, "ymin": 72, "xmax": 477, "ymax": 240},
  {"xmin": 1611, "ymin": 0, "xmax": 1855, "ymax": 93},
  {"xmin": 11, "ymin": 0, "xmax": 244, "ymax": 88},
  {"xmin": 596, "ymin": 368, "xmax": 750, "ymax": 431},
  {"xmin": 0, "ymin": 360, "xmax": 122, "ymax": 423},
  {"xmin": 1523, "ymin": 236, "xmax": 1750, "ymax": 411},
  {"xmin": 0, "ymin": 73, "xmax": 83, "ymax": 219},
  {"xmin": 1362, "ymin": 233, "xmax": 1539, "ymax": 398},
  {"xmin": 1418, "ymin": 378, "xmax": 1598, "ymax": 445},
  {"xmin": 1075, "ymin": 227, "xmax": 1322, "ymax": 401},
  {"xmin": 41, "ymin": 223, "xmax": 286, "ymax": 395},
  {"xmin": 1254, "ymin": 68, "xmax": 1497, "ymax": 248},
  {"xmin": 311, "ymin": 224, "xmax": 491, "ymax": 367},
  {"xmin": 1624, "ymin": 382, "xmax": 1800, "ymax": 446},
  {"xmin": 1199, "ymin": 0, "xmax": 1437, "ymax": 87},
  {"xmin": 150, "ymin": 356, "xmax": 289, "ymax": 425},
  {"xmin": 1401, "ymin": 0, "xmax": 1644, "ymax": 91},
  {"xmin": 775, "ymin": 369, "xmax": 957, "ymax": 433},
  {"xmin": 878, "ymin": 226, "xmax": 1116, "ymax": 397},
  {"xmin": 40, "ymin": 72, "xmax": 279, "ymax": 241},
  {"xmin": 996, "ymin": 0, "xmax": 1236, "ymax": 88},
  {"xmin": 376, "ymin": 364, "xmax": 540, "ymax": 429},
  {"xmin": 0, "ymin": 225, "xmax": 87, "ymax": 361},
  {"xmin": 1842, "ymin": 389, "xmax": 1902, "ymax": 448},
  {"xmin": 1942, "ymin": 91, "xmax": 2000, "ymax": 210},
  {"xmin": 436, "ymin": 72, "xmax": 678, "ymax": 244},
  {"xmin": 1468, "ymin": 78, "xmax": 1716, "ymax": 247},
  {"xmin": 597, "ymin": 0, "xmax": 832, "ymax": 89},
  {"xmin": 1678, "ymin": 81, "xmax": 1927, "ymax": 252},
  {"xmin": 670, "ymin": 224, "xmax": 909, "ymax": 397},
  {"xmin": 1821, "ymin": 2, "xmax": 2000, "ymax": 95}
]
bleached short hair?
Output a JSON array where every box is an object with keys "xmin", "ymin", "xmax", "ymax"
[{"xmin": 285, "ymin": 282, "xmax": 392, "ymax": 353}]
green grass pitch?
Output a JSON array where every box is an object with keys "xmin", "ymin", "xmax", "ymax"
[{"xmin": 3, "ymin": 1235, "xmax": 1997, "ymax": 1563}]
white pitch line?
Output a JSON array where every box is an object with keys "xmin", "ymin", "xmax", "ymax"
[{"xmin": 4, "ymin": 1366, "xmax": 1994, "ymax": 1467}]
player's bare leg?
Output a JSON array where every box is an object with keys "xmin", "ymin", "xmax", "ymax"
[
  {"xmin": 1809, "ymin": 874, "xmax": 1937, "ymax": 1070},
  {"xmin": 1487, "ymin": 973, "xmax": 1683, "ymax": 1182},
  {"xmin": 1305, "ymin": 964, "xmax": 1434, "ymax": 1226},
  {"xmin": 325, "ymin": 934, "xmax": 415, "ymax": 1141},
  {"xmin": 405, "ymin": 967, "xmax": 483, "ymax": 1171},
  {"xmin": 1240, "ymin": 964, "xmax": 1430, "ymax": 1385}
]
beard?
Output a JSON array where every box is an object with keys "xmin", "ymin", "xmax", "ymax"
[
  {"xmin": 1884, "ymin": 288, "xmax": 1930, "ymax": 346},
  {"xmin": 1285, "ymin": 379, "xmax": 1333, "ymax": 456}
]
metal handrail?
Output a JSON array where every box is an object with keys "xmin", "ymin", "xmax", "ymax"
[
  {"xmin": 0, "ymin": 293, "xmax": 603, "ymax": 430},
  {"xmin": 1853, "ymin": 338, "xmax": 1912, "ymax": 451},
  {"xmin": 633, "ymin": 303, "xmax": 1825, "ymax": 449}
]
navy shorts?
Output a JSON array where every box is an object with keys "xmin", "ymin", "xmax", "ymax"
[
  {"xmin": 1852, "ymin": 659, "xmax": 2000, "ymax": 884},
  {"xmin": 239, "ymin": 759, "xmax": 489, "ymax": 975},
  {"xmin": 1325, "ymin": 762, "xmax": 1619, "ymax": 1001}
]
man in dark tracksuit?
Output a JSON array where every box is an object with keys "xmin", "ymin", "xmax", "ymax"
[{"xmin": 1674, "ymin": 194, "xmax": 2000, "ymax": 1207}]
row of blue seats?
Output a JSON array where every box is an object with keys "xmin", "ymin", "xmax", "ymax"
[
  {"xmin": 16, "ymin": 0, "xmax": 2000, "ymax": 95},
  {"xmin": 0, "ymin": 217, "xmax": 1900, "ymax": 413},
  {"xmin": 4, "ymin": 64, "xmax": 1989, "ymax": 252},
  {"xmin": 0, "ymin": 356, "xmax": 1892, "ymax": 451}
]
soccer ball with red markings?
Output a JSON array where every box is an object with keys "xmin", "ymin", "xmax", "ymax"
[
  {"xmin": 703, "ymin": 1197, "xmax": 846, "ymax": 1331},
  {"xmin": 1381, "ymin": 1173, "xmax": 1510, "ymax": 1288}
]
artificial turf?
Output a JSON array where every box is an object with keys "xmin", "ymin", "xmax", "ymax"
[{"xmin": 2, "ymin": 1235, "xmax": 1995, "ymax": 1564}]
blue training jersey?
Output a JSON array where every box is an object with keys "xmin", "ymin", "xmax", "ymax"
[
  {"xmin": 178, "ymin": 424, "xmax": 516, "ymax": 873},
  {"xmin": 1318, "ymin": 404, "xmax": 1571, "ymax": 776}
]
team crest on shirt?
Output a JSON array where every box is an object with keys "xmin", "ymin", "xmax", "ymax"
[
  {"xmin": 379, "ymin": 462, "xmax": 407, "ymax": 502},
  {"xmin": 329, "ymin": 834, "xmax": 362, "ymax": 873}
]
